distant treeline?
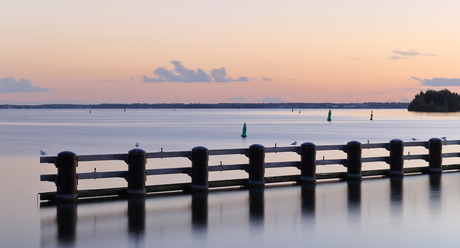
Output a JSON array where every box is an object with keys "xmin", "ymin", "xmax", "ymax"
[
  {"xmin": 2, "ymin": 102, "xmax": 408, "ymax": 109},
  {"xmin": 408, "ymin": 89, "xmax": 460, "ymax": 112}
]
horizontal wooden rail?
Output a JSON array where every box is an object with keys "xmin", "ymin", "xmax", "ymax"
[{"xmin": 41, "ymin": 140, "xmax": 456, "ymax": 164}]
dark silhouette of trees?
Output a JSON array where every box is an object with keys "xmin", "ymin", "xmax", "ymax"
[{"xmin": 408, "ymin": 89, "xmax": 460, "ymax": 112}]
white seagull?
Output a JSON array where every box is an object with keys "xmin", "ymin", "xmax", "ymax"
[
  {"xmin": 40, "ymin": 150, "xmax": 46, "ymax": 156},
  {"xmin": 290, "ymin": 141, "xmax": 297, "ymax": 145},
  {"xmin": 135, "ymin": 142, "xmax": 139, "ymax": 147},
  {"xmin": 441, "ymin": 137, "xmax": 447, "ymax": 141},
  {"xmin": 411, "ymin": 138, "xmax": 417, "ymax": 141}
]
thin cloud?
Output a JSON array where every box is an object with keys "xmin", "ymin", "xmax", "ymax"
[
  {"xmin": 411, "ymin": 76, "xmax": 460, "ymax": 86},
  {"xmin": 230, "ymin": 96, "xmax": 250, "ymax": 102},
  {"xmin": 0, "ymin": 77, "xmax": 50, "ymax": 94},
  {"xmin": 345, "ymin": 57, "xmax": 361, "ymax": 61},
  {"xmin": 255, "ymin": 96, "xmax": 284, "ymax": 103},
  {"xmin": 98, "ymin": 79, "xmax": 118, "ymax": 82},
  {"xmin": 390, "ymin": 49, "xmax": 437, "ymax": 60},
  {"xmin": 393, "ymin": 49, "xmax": 421, "ymax": 56},
  {"xmin": 261, "ymin": 77, "xmax": 273, "ymax": 81},
  {"xmin": 142, "ymin": 61, "xmax": 249, "ymax": 83}
]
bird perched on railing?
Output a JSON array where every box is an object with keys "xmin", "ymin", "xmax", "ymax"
[
  {"xmin": 290, "ymin": 141, "xmax": 297, "ymax": 145},
  {"xmin": 135, "ymin": 143, "xmax": 139, "ymax": 147},
  {"xmin": 40, "ymin": 150, "xmax": 46, "ymax": 156}
]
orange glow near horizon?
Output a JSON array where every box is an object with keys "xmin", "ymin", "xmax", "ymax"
[{"xmin": 1, "ymin": 1, "xmax": 460, "ymax": 104}]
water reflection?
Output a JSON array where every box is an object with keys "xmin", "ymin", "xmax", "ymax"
[
  {"xmin": 127, "ymin": 196, "xmax": 146, "ymax": 240},
  {"xmin": 345, "ymin": 180, "xmax": 361, "ymax": 234},
  {"xmin": 56, "ymin": 202, "xmax": 77, "ymax": 246},
  {"xmin": 40, "ymin": 174, "xmax": 457, "ymax": 248},
  {"xmin": 429, "ymin": 174, "xmax": 442, "ymax": 215},
  {"xmin": 390, "ymin": 177, "xmax": 403, "ymax": 220},
  {"xmin": 191, "ymin": 192, "xmax": 208, "ymax": 231},
  {"xmin": 248, "ymin": 188, "xmax": 265, "ymax": 226},
  {"xmin": 300, "ymin": 184, "xmax": 315, "ymax": 217}
]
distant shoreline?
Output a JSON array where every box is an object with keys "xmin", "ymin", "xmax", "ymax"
[{"xmin": 1, "ymin": 102, "xmax": 409, "ymax": 109}]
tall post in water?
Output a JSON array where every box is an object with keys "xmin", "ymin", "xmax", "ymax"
[
  {"xmin": 55, "ymin": 151, "xmax": 78, "ymax": 200},
  {"xmin": 248, "ymin": 144, "xmax": 265, "ymax": 187},
  {"xmin": 428, "ymin": 138, "xmax": 442, "ymax": 174},
  {"xmin": 126, "ymin": 148, "xmax": 147, "ymax": 195},
  {"xmin": 327, "ymin": 110, "xmax": 332, "ymax": 122},
  {"xmin": 370, "ymin": 110, "xmax": 373, "ymax": 121},
  {"xmin": 191, "ymin": 146, "xmax": 209, "ymax": 191},
  {"xmin": 346, "ymin": 141, "xmax": 362, "ymax": 180},
  {"xmin": 389, "ymin": 139, "xmax": 404, "ymax": 176},
  {"xmin": 300, "ymin": 142, "xmax": 316, "ymax": 183}
]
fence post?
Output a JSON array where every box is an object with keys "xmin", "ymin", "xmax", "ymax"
[
  {"xmin": 55, "ymin": 151, "xmax": 78, "ymax": 200},
  {"xmin": 428, "ymin": 138, "xmax": 442, "ymax": 174},
  {"xmin": 347, "ymin": 141, "xmax": 362, "ymax": 180},
  {"xmin": 248, "ymin": 144, "xmax": 265, "ymax": 187},
  {"xmin": 191, "ymin": 146, "xmax": 209, "ymax": 191},
  {"xmin": 126, "ymin": 148, "xmax": 147, "ymax": 195},
  {"xmin": 300, "ymin": 142, "xmax": 316, "ymax": 183},
  {"xmin": 389, "ymin": 139, "xmax": 404, "ymax": 176}
]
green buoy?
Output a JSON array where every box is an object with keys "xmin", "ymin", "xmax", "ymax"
[
  {"xmin": 327, "ymin": 110, "xmax": 332, "ymax": 122},
  {"xmin": 241, "ymin": 123, "xmax": 247, "ymax": 138}
]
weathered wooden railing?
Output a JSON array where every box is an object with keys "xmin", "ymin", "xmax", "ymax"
[{"xmin": 39, "ymin": 138, "xmax": 460, "ymax": 201}]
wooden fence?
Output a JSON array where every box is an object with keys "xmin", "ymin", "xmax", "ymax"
[{"xmin": 39, "ymin": 138, "xmax": 460, "ymax": 201}]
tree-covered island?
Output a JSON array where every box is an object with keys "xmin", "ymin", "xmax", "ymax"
[{"xmin": 408, "ymin": 89, "xmax": 460, "ymax": 112}]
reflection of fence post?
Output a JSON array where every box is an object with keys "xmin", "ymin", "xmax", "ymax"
[
  {"xmin": 56, "ymin": 151, "xmax": 78, "ymax": 200},
  {"xmin": 347, "ymin": 141, "xmax": 362, "ymax": 180},
  {"xmin": 248, "ymin": 144, "xmax": 265, "ymax": 187},
  {"xmin": 428, "ymin": 138, "xmax": 442, "ymax": 174},
  {"xmin": 300, "ymin": 142, "xmax": 316, "ymax": 183},
  {"xmin": 126, "ymin": 148, "xmax": 146, "ymax": 195},
  {"xmin": 389, "ymin": 139, "xmax": 404, "ymax": 176},
  {"xmin": 56, "ymin": 202, "xmax": 77, "ymax": 243},
  {"xmin": 191, "ymin": 146, "xmax": 209, "ymax": 191}
]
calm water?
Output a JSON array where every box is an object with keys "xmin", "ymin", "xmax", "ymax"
[{"xmin": 2, "ymin": 108, "xmax": 460, "ymax": 247}]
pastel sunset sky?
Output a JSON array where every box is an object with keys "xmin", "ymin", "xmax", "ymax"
[{"xmin": 1, "ymin": 0, "xmax": 459, "ymax": 104}]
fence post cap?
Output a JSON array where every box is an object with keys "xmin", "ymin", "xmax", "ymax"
[
  {"xmin": 192, "ymin": 146, "xmax": 208, "ymax": 151},
  {"xmin": 128, "ymin": 148, "xmax": 146, "ymax": 154},
  {"xmin": 57, "ymin": 151, "xmax": 76, "ymax": 156},
  {"xmin": 301, "ymin": 142, "xmax": 316, "ymax": 146},
  {"xmin": 347, "ymin": 141, "xmax": 361, "ymax": 145}
]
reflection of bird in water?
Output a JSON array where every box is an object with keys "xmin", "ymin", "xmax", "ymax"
[
  {"xmin": 135, "ymin": 143, "xmax": 139, "ymax": 147},
  {"xmin": 40, "ymin": 150, "xmax": 46, "ymax": 156},
  {"xmin": 441, "ymin": 137, "xmax": 447, "ymax": 141},
  {"xmin": 290, "ymin": 141, "xmax": 297, "ymax": 145},
  {"xmin": 411, "ymin": 138, "xmax": 417, "ymax": 141}
]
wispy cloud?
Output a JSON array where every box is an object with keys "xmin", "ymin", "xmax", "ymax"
[
  {"xmin": 345, "ymin": 57, "xmax": 361, "ymax": 61},
  {"xmin": 411, "ymin": 76, "xmax": 460, "ymax": 86},
  {"xmin": 261, "ymin": 77, "xmax": 273, "ymax": 81},
  {"xmin": 230, "ymin": 96, "xmax": 250, "ymax": 102},
  {"xmin": 98, "ymin": 79, "xmax": 118, "ymax": 82},
  {"xmin": 142, "ymin": 61, "xmax": 250, "ymax": 83},
  {"xmin": 255, "ymin": 96, "xmax": 284, "ymax": 103},
  {"xmin": 390, "ymin": 49, "xmax": 437, "ymax": 60},
  {"xmin": 0, "ymin": 77, "xmax": 50, "ymax": 94}
]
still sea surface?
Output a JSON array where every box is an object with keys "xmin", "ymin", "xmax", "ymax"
[{"xmin": 2, "ymin": 108, "xmax": 460, "ymax": 247}]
